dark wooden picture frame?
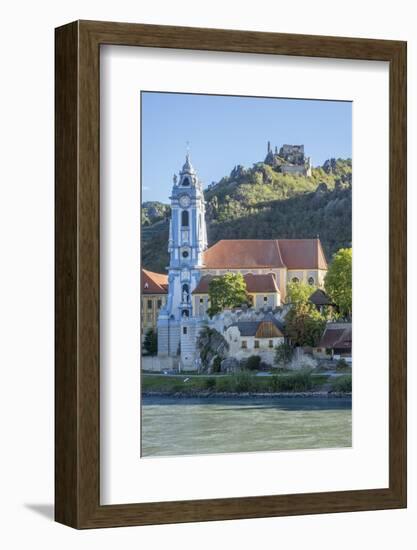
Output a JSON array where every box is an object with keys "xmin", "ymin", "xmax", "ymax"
[{"xmin": 55, "ymin": 20, "xmax": 407, "ymax": 529}]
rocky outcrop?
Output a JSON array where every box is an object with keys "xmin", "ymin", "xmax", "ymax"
[
  {"xmin": 230, "ymin": 164, "xmax": 247, "ymax": 180},
  {"xmin": 196, "ymin": 327, "xmax": 229, "ymax": 372},
  {"xmin": 323, "ymin": 158, "xmax": 337, "ymax": 174}
]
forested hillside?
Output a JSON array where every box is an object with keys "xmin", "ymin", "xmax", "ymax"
[
  {"xmin": 141, "ymin": 158, "xmax": 352, "ymax": 273},
  {"xmin": 142, "ymin": 201, "xmax": 170, "ymax": 226}
]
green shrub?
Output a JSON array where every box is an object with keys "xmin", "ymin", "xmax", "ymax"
[
  {"xmin": 233, "ymin": 371, "xmax": 255, "ymax": 392},
  {"xmin": 335, "ymin": 358, "xmax": 351, "ymax": 372},
  {"xmin": 172, "ymin": 382, "xmax": 186, "ymax": 392},
  {"xmin": 259, "ymin": 361, "xmax": 270, "ymax": 371},
  {"xmin": 273, "ymin": 366, "xmax": 292, "ymax": 374},
  {"xmin": 215, "ymin": 377, "xmax": 233, "ymax": 392},
  {"xmin": 143, "ymin": 328, "xmax": 158, "ymax": 356},
  {"xmin": 270, "ymin": 370, "xmax": 314, "ymax": 392},
  {"xmin": 331, "ymin": 375, "xmax": 352, "ymax": 393},
  {"xmin": 245, "ymin": 355, "xmax": 262, "ymax": 371},
  {"xmin": 212, "ymin": 356, "xmax": 222, "ymax": 373},
  {"xmin": 204, "ymin": 378, "xmax": 217, "ymax": 391},
  {"xmin": 270, "ymin": 375, "xmax": 281, "ymax": 392}
]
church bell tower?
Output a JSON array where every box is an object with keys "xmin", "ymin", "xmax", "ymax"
[{"xmin": 157, "ymin": 154, "xmax": 208, "ymax": 358}]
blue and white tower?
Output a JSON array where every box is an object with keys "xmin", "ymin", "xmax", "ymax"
[{"xmin": 157, "ymin": 154, "xmax": 208, "ymax": 365}]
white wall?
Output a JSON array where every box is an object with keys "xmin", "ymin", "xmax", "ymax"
[{"xmin": 0, "ymin": 0, "xmax": 416, "ymax": 548}]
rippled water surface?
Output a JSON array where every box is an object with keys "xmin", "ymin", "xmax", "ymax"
[{"xmin": 141, "ymin": 396, "xmax": 352, "ymax": 457}]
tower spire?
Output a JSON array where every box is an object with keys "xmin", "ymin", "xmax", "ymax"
[{"xmin": 181, "ymin": 144, "xmax": 195, "ymax": 176}]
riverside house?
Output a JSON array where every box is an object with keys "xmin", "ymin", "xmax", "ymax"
[{"xmin": 313, "ymin": 322, "xmax": 352, "ymax": 360}]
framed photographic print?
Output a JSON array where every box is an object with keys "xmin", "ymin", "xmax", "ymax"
[{"xmin": 55, "ymin": 20, "xmax": 406, "ymax": 528}]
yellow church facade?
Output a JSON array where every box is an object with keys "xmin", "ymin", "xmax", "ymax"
[{"xmin": 191, "ymin": 238, "xmax": 328, "ymax": 317}]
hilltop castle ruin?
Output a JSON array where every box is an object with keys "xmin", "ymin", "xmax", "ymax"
[{"xmin": 264, "ymin": 142, "xmax": 312, "ymax": 177}]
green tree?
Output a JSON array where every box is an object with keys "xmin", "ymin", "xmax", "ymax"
[
  {"xmin": 274, "ymin": 342, "xmax": 294, "ymax": 367},
  {"xmin": 286, "ymin": 281, "xmax": 317, "ymax": 304},
  {"xmin": 285, "ymin": 302, "xmax": 326, "ymax": 347},
  {"xmin": 324, "ymin": 248, "xmax": 352, "ymax": 318},
  {"xmin": 143, "ymin": 328, "xmax": 158, "ymax": 355},
  {"xmin": 207, "ymin": 273, "xmax": 249, "ymax": 317},
  {"xmin": 245, "ymin": 355, "xmax": 262, "ymax": 371}
]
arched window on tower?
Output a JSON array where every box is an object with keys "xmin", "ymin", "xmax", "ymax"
[
  {"xmin": 182, "ymin": 177, "xmax": 190, "ymax": 186},
  {"xmin": 181, "ymin": 210, "xmax": 189, "ymax": 227}
]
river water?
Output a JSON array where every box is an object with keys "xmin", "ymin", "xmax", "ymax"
[{"xmin": 141, "ymin": 396, "xmax": 352, "ymax": 457}]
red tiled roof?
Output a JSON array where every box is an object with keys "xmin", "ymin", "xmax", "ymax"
[
  {"xmin": 244, "ymin": 273, "xmax": 280, "ymax": 293},
  {"xmin": 192, "ymin": 273, "xmax": 280, "ymax": 294},
  {"xmin": 278, "ymin": 239, "xmax": 328, "ymax": 270},
  {"xmin": 202, "ymin": 240, "xmax": 285, "ymax": 269},
  {"xmin": 202, "ymin": 239, "xmax": 327, "ymax": 270},
  {"xmin": 142, "ymin": 269, "xmax": 168, "ymax": 294}
]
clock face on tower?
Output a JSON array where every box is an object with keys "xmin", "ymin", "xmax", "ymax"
[{"xmin": 179, "ymin": 194, "xmax": 191, "ymax": 208}]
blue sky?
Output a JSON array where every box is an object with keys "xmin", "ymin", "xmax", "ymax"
[{"xmin": 141, "ymin": 92, "xmax": 352, "ymax": 203}]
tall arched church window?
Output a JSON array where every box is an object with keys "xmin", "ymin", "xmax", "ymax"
[{"xmin": 181, "ymin": 210, "xmax": 189, "ymax": 227}]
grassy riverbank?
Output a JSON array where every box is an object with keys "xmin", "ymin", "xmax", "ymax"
[{"xmin": 141, "ymin": 371, "xmax": 352, "ymax": 396}]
